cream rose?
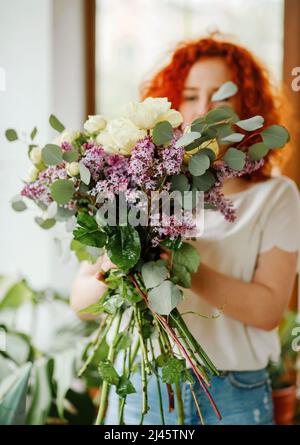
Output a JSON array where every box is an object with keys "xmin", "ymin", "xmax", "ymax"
[
  {"xmin": 29, "ymin": 146, "xmax": 42, "ymax": 164},
  {"xmin": 53, "ymin": 129, "xmax": 79, "ymax": 145},
  {"xmin": 84, "ymin": 114, "xmax": 107, "ymax": 134},
  {"xmin": 96, "ymin": 117, "xmax": 146, "ymax": 155},
  {"xmin": 25, "ymin": 165, "xmax": 39, "ymax": 183},
  {"xmin": 125, "ymin": 97, "xmax": 183, "ymax": 130}
]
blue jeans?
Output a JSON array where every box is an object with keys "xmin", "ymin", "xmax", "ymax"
[{"xmin": 105, "ymin": 367, "xmax": 275, "ymax": 425}]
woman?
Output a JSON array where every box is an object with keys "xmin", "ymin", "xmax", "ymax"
[{"xmin": 71, "ymin": 37, "xmax": 300, "ymax": 425}]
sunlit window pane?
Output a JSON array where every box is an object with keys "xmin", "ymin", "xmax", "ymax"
[{"xmin": 95, "ymin": 0, "xmax": 284, "ymax": 116}]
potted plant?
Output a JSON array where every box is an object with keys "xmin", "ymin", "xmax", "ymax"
[{"xmin": 268, "ymin": 310, "xmax": 299, "ymax": 425}]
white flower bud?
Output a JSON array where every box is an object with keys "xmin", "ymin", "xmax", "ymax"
[
  {"xmin": 66, "ymin": 161, "xmax": 80, "ymax": 177},
  {"xmin": 29, "ymin": 146, "xmax": 42, "ymax": 164},
  {"xmin": 84, "ymin": 115, "xmax": 107, "ymax": 134},
  {"xmin": 26, "ymin": 165, "xmax": 39, "ymax": 182}
]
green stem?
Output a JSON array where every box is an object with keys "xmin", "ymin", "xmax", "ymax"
[
  {"xmin": 78, "ymin": 315, "xmax": 112, "ymax": 377},
  {"xmin": 175, "ymin": 381, "xmax": 184, "ymax": 425},
  {"xmin": 95, "ymin": 309, "xmax": 123, "ymax": 425},
  {"xmin": 149, "ymin": 337, "xmax": 165, "ymax": 425}
]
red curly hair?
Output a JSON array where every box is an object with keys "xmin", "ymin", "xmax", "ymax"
[{"xmin": 140, "ymin": 37, "xmax": 291, "ymax": 181}]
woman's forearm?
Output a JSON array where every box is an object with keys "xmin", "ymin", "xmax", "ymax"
[{"xmin": 191, "ymin": 263, "xmax": 281, "ymax": 331}]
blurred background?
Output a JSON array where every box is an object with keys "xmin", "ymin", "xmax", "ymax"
[{"xmin": 0, "ymin": 0, "xmax": 299, "ymax": 425}]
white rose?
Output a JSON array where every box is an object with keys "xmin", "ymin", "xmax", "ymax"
[
  {"xmin": 96, "ymin": 117, "xmax": 146, "ymax": 155},
  {"xmin": 84, "ymin": 114, "xmax": 107, "ymax": 134},
  {"xmin": 125, "ymin": 97, "xmax": 183, "ymax": 130},
  {"xmin": 53, "ymin": 129, "xmax": 79, "ymax": 145},
  {"xmin": 66, "ymin": 161, "xmax": 80, "ymax": 177},
  {"xmin": 29, "ymin": 146, "xmax": 42, "ymax": 164},
  {"xmin": 25, "ymin": 165, "xmax": 39, "ymax": 182},
  {"xmin": 157, "ymin": 109, "xmax": 183, "ymax": 128}
]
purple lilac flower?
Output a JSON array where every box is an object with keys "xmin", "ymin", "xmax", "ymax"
[
  {"xmin": 21, "ymin": 164, "xmax": 68, "ymax": 205},
  {"xmin": 82, "ymin": 144, "xmax": 106, "ymax": 181},
  {"xmin": 206, "ymin": 156, "xmax": 265, "ymax": 222},
  {"xmin": 61, "ymin": 141, "xmax": 73, "ymax": 152},
  {"xmin": 151, "ymin": 213, "xmax": 197, "ymax": 246}
]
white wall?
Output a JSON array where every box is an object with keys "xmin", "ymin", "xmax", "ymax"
[{"xmin": 0, "ymin": 0, "xmax": 85, "ymax": 293}]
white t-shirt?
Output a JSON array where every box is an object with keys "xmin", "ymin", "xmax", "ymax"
[{"xmin": 176, "ymin": 175, "xmax": 300, "ymax": 371}]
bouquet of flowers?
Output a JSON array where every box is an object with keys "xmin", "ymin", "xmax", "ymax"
[{"xmin": 6, "ymin": 81, "xmax": 289, "ymax": 424}]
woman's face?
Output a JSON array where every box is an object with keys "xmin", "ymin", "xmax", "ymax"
[{"xmin": 179, "ymin": 57, "xmax": 238, "ymax": 125}]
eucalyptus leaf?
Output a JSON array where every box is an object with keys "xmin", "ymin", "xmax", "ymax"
[
  {"xmin": 236, "ymin": 115, "xmax": 264, "ymax": 131},
  {"xmin": 261, "ymin": 125, "xmax": 289, "ymax": 149},
  {"xmin": 141, "ymin": 261, "xmax": 168, "ymax": 289},
  {"xmin": 5, "ymin": 129, "xmax": 18, "ymax": 142},
  {"xmin": 188, "ymin": 153, "xmax": 210, "ymax": 176},
  {"xmin": 192, "ymin": 170, "xmax": 216, "ymax": 191},
  {"xmin": 211, "ymin": 81, "xmax": 238, "ymax": 102},
  {"xmin": 175, "ymin": 131, "xmax": 201, "ymax": 148},
  {"xmin": 248, "ymin": 142, "xmax": 269, "ymax": 161},
  {"xmin": 42, "ymin": 144, "xmax": 63, "ymax": 165},
  {"xmin": 148, "ymin": 280, "xmax": 182, "ymax": 315},
  {"xmin": 221, "ymin": 133, "xmax": 244, "ymax": 143},
  {"xmin": 79, "ymin": 162, "xmax": 91, "ymax": 185},
  {"xmin": 205, "ymin": 106, "xmax": 238, "ymax": 124},
  {"xmin": 11, "ymin": 196, "xmax": 27, "ymax": 212},
  {"xmin": 63, "ymin": 150, "xmax": 79, "ymax": 162},
  {"xmin": 49, "ymin": 114, "xmax": 65, "ymax": 133},
  {"xmin": 170, "ymin": 174, "xmax": 190, "ymax": 193},
  {"xmin": 35, "ymin": 217, "xmax": 56, "ymax": 230},
  {"xmin": 152, "ymin": 121, "xmax": 173, "ymax": 145},
  {"xmin": 30, "ymin": 127, "xmax": 38, "ymax": 140},
  {"xmin": 223, "ymin": 147, "xmax": 246, "ymax": 171},
  {"xmin": 50, "ymin": 179, "xmax": 74, "ymax": 205}
]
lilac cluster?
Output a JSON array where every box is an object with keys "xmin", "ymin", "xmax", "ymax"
[
  {"xmin": 61, "ymin": 141, "xmax": 73, "ymax": 152},
  {"xmin": 21, "ymin": 164, "xmax": 68, "ymax": 205},
  {"xmin": 151, "ymin": 213, "xmax": 196, "ymax": 247},
  {"xmin": 82, "ymin": 143, "xmax": 106, "ymax": 181},
  {"xmin": 206, "ymin": 156, "xmax": 265, "ymax": 222},
  {"xmin": 90, "ymin": 154, "xmax": 130, "ymax": 201},
  {"xmin": 128, "ymin": 136, "xmax": 184, "ymax": 190}
]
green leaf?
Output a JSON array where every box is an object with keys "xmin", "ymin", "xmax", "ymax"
[
  {"xmin": 107, "ymin": 226, "xmax": 141, "ymax": 271},
  {"xmin": 42, "ymin": 144, "xmax": 63, "ymax": 165},
  {"xmin": 116, "ymin": 375, "xmax": 136, "ymax": 398},
  {"xmin": 5, "ymin": 333, "xmax": 31, "ymax": 365},
  {"xmin": 63, "ymin": 150, "xmax": 79, "ymax": 162},
  {"xmin": 223, "ymin": 147, "xmax": 246, "ymax": 171},
  {"xmin": 148, "ymin": 280, "xmax": 182, "ymax": 315},
  {"xmin": 221, "ymin": 133, "xmax": 244, "ymax": 143},
  {"xmin": 205, "ymin": 106, "xmax": 238, "ymax": 124},
  {"xmin": 193, "ymin": 170, "xmax": 216, "ymax": 192},
  {"xmin": 73, "ymin": 212, "xmax": 107, "ymax": 248},
  {"xmin": 161, "ymin": 357, "xmax": 185, "ymax": 384},
  {"xmin": 49, "ymin": 114, "xmax": 65, "ymax": 133},
  {"xmin": 0, "ymin": 363, "xmax": 32, "ymax": 425},
  {"xmin": 79, "ymin": 162, "xmax": 91, "ymax": 185},
  {"xmin": 70, "ymin": 239, "xmax": 100, "ymax": 263},
  {"xmin": 199, "ymin": 147, "xmax": 216, "ymax": 162},
  {"xmin": 173, "ymin": 242, "xmax": 200, "ymax": 273},
  {"xmin": 141, "ymin": 261, "xmax": 168, "ymax": 289},
  {"xmin": 50, "ymin": 179, "xmax": 74, "ymax": 205},
  {"xmin": 248, "ymin": 142, "xmax": 269, "ymax": 161},
  {"xmin": 35, "ymin": 217, "xmax": 56, "ymax": 229},
  {"xmin": 261, "ymin": 125, "xmax": 290, "ymax": 149},
  {"xmin": 0, "ymin": 280, "xmax": 35, "ymax": 310},
  {"xmin": 11, "ymin": 195, "xmax": 27, "ymax": 212},
  {"xmin": 26, "ymin": 358, "xmax": 54, "ymax": 425},
  {"xmin": 114, "ymin": 332, "xmax": 132, "ymax": 352},
  {"xmin": 170, "ymin": 174, "xmax": 190, "ymax": 193},
  {"xmin": 190, "ymin": 117, "xmax": 206, "ymax": 133},
  {"xmin": 98, "ymin": 361, "xmax": 120, "ymax": 386},
  {"xmin": 236, "ymin": 115, "xmax": 264, "ymax": 131},
  {"xmin": 175, "ymin": 131, "xmax": 201, "ymax": 148},
  {"xmin": 5, "ymin": 129, "xmax": 18, "ymax": 142},
  {"xmin": 152, "ymin": 121, "xmax": 173, "ymax": 145},
  {"xmin": 171, "ymin": 262, "xmax": 191, "ymax": 288},
  {"xmin": 30, "ymin": 127, "xmax": 38, "ymax": 140},
  {"xmin": 53, "ymin": 349, "xmax": 76, "ymax": 418},
  {"xmin": 211, "ymin": 81, "xmax": 238, "ymax": 102},
  {"xmin": 189, "ymin": 153, "xmax": 210, "ymax": 176}
]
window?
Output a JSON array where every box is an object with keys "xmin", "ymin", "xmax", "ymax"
[{"xmin": 95, "ymin": 0, "xmax": 284, "ymax": 116}]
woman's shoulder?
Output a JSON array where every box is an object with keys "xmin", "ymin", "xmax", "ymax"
[{"xmin": 255, "ymin": 175, "xmax": 299, "ymax": 202}]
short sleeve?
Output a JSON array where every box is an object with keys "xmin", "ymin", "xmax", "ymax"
[{"xmin": 258, "ymin": 177, "xmax": 300, "ymax": 270}]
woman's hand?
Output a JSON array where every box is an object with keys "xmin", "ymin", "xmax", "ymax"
[{"xmin": 95, "ymin": 253, "xmax": 117, "ymax": 282}]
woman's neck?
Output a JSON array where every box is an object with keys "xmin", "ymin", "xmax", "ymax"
[{"xmin": 221, "ymin": 177, "xmax": 254, "ymax": 195}]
